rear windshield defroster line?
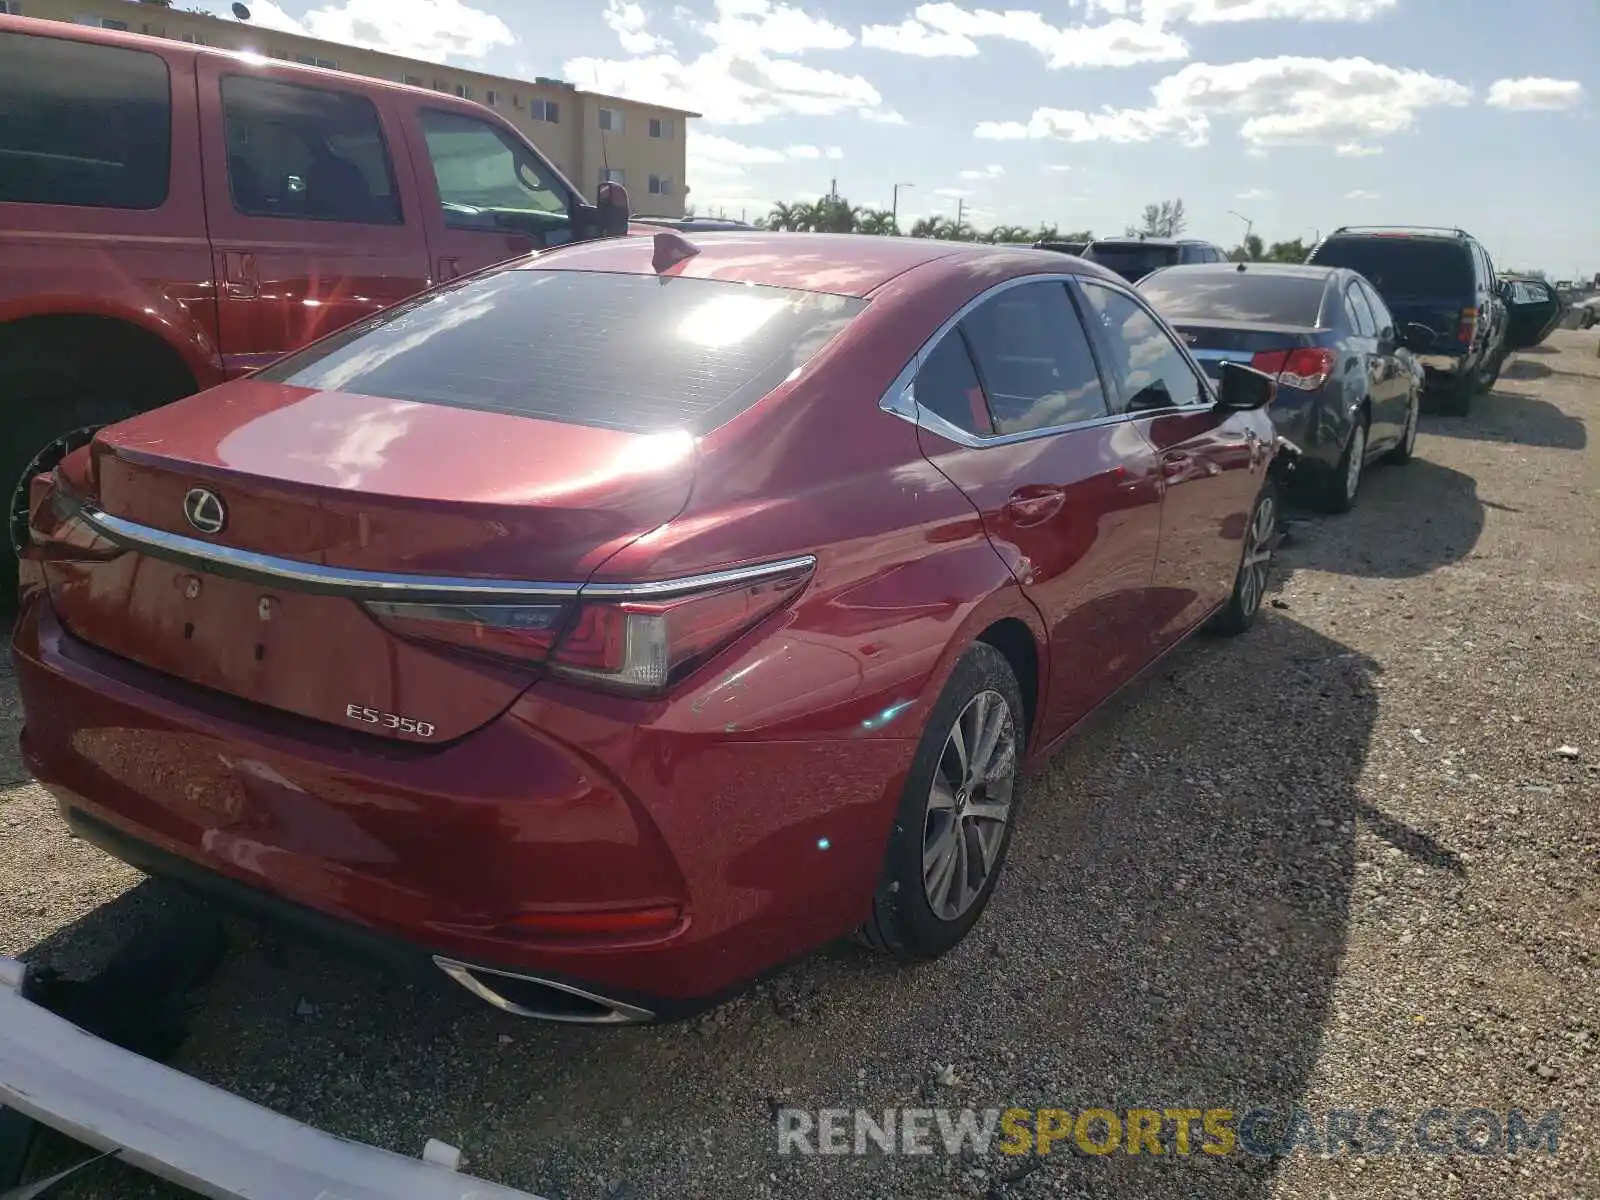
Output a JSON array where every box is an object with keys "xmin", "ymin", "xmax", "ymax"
[{"xmin": 255, "ymin": 269, "xmax": 867, "ymax": 436}]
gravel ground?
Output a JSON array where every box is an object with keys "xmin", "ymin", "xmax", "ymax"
[{"xmin": 2, "ymin": 331, "xmax": 1597, "ymax": 1199}]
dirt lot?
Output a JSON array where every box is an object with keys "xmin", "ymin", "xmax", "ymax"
[{"xmin": 2, "ymin": 331, "xmax": 1597, "ymax": 1200}]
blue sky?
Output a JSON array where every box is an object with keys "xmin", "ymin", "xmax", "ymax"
[{"xmin": 201, "ymin": 0, "xmax": 1598, "ymax": 277}]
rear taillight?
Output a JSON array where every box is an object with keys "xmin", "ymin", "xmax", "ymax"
[
  {"xmin": 1249, "ymin": 347, "xmax": 1336, "ymax": 390},
  {"xmin": 1456, "ymin": 306, "xmax": 1478, "ymax": 345},
  {"xmin": 365, "ymin": 559, "xmax": 813, "ymax": 696}
]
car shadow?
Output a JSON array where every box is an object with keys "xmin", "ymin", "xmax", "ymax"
[
  {"xmin": 16, "ymin": 614, "xmax": 1423, "ymax": 1200},
  {"xmin": 0, "ymin": 632, "xmax": 34, "ymax": 788},
  {"xmin": 1423, "ymin": 386, "xmax": 1587, "ymax": 451},
  {"xmin": 1279, "ymin": 456, "xmax": 1484, "ymax": 581}
]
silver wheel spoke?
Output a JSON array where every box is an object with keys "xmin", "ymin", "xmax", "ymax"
[
  {"xmin": 921, "ymin": 689, "xmax": 1017, "ymax": 921},
  {"xmin": 924, "ymin": 820, "xmax": 959, "ymax": 881},
  {"xmin": 970, "ymin": 701, "xmax": 1004, "ymax": 782},
  {"xmin": 928, "ymin": 778, "xmax": 958, "ymax": 812},
  {"xmin": 964, "ymin": 799, "xmax": 1010, "ymax": 824}
]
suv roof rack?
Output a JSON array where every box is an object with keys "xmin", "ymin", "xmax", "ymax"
[{"xmin": 1328, "ymin": 225, "xmax": 1471, "ymax": 239}]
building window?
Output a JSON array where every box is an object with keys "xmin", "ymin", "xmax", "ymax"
[
  {"xmin": 403, "ymin": 74, "xmax": 424, "ymax": 87},
  {"xmin": 648, "ymin": 117, "xmax": 672, "ymax": 140},
  {"xmin": 101, "ymin": 18, "xmax": 129, "ymax": 30},
  {"xmin": 530, "ymin": 99, "xmax": 559, "ymax": 122},
  {"xmin": 648, "ymin": 175, "xmax": 671, "ymax": 196},
  {"xmin": 269, "ymin": 48, "xmax": 291, "ymax": 59},
  {"xmin": 182, "ymin": 32, "xmax": 207, "ymax": 45},
  {"xmin": 295, "ymin": 53, "xmax": 316, "ymax": 64},
  {"xmin": 317, "ymin": 58, "xmax": 337, "ymax": 69},
  {"xmin": 453, "ymin": 83, "xmax": 470, "ymax": 99},
  {"xmin": 484, "ymin": 89, "xmax": 498, "ymax": 106},
  {"xmin": 0, "ymin": 3, "xmax": 22, "ymax": 15},
  {"xmin": 599, "ymin": 167, "xmax": 625, "ymax": 187},
  {"xmin": 598, "ymin": 107, "xmax": 622, "ymax": 133}
]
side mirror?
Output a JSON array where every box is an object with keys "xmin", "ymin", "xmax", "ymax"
[
  {"xmin": 597, "ymin": 181, "xmax": 631, "ymax": 237},
  {"xmin": 1400, "ymin": 322, "xmax": 1436, "ymax": 351},
  {"xmin": 1214, "ymin": 361, "xmax": 1276, "ymax": 411}
]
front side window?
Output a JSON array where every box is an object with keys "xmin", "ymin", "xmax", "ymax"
[
  {"xmin": 418, "ymin": 108, "xmax": 568, "ymax": 231},
  {"xmin": 958, "ymin": 281, "xmax": 1109, "ymax": 434},
  {"xmin": 1079, "ymin": 281, "xmax": 1206, "ymax": 414},
  {"xmin": 221, "ymin": 75, "xmax": 401, "ymax": 224},
  {"xmin": 0, "ymin": 31, "xmax": 171, "ymax": 209},
  {"xmin": 256, "ymin": 269, "xmax": 867, "ymax": 437}
]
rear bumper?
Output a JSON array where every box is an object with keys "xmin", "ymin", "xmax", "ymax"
[
  {"xmin": 1417, "ymin": 351, "xmax": 1470, "ymax": 376},
  {"xmin": 11, "ymin": 596, "xmax": 913, "ymax": 1013},
  {"xmin": 0, "ymin": 956, "xmax": 540, "ymax": 1200}
]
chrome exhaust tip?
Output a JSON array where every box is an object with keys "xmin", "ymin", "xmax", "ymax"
[{"xmin": 432, "ymin": 957, "xmax": 655, "ymax": 1025}]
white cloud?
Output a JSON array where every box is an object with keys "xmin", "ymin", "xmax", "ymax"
[
  {"xmin": 1145, "ymin": 0, "xmax": 1397, "ymax": 21},
  {"xmin": 1045, "ymin": 163, "xmax": 1073, "ymax": 172},
  {"xmin": 603, "ymin": 0, "xmax": 672, "ymax": 53},
  {"xmin": 691, "ymin": 132, "xmax": 790, "ymax": 171},
  {"xmin": 1236, "ymin": 187, "xmax": 1269, "ymax": 200},
  {"xmin": 786, "ymin": 144, "xmax": 822, "ymax": 159},
  {"xmin": 1485, "ymin": 77, "xmax": 1586, "ymax": 111},
  {"xmin": 934, "ymin": 187, "xmax": 974, "ymax": 198},
  {"xmin": 1345, "ymin": 189, "xmax": 1379, "ymax": 199},
  {"xmin": 295, "ymin": 0, "xmax": 514, "ymax": 61},
  {"xmin": 567, "ymin": 0, "xmax": 892, "ymax": 124},
  {"xmin": 861, "ymin": 108, "xmax": 910, "ymax": 124},
  {"xmin": 959, "ymin": 164, "xmax": 1005, "ymax": 180},
  {"xmin": 700, "ymin": 0, "xmax": 854, "ymax": 55},
  {"xmin": 863, "ymin": 2, "xmax": 1188, "ymax": 69},
  {"xmin": 976, "ymin": 56, "xmax": 1471, "ymax": 151},
  {"xmin": 860, "ymin": 17, "xmax": 979, "ymax": 57},
  {"xmin": 825, "ymin": 146, "xmax": 845, "ymax": 159},
  {"xmin": 1335, "ymin": 142, "xmax": 1382, "ymax": 156}
]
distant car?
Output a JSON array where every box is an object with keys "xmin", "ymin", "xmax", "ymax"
[
  {"xmin": 1304, "ymin": 226, "xmax": 1518, "ymax": 414},
  {"xmin": 1139, "ymin": 261, "xmax": 1428, "ymax": 512},
  {"xmin": 632, "ymin": 215, "xmax": 756, "ymax": 232},
  {"xmin": 1082, "ymin": 236, "xmax": 1230, "ymax": 282},
  {"xmin": 1034, "ymin": 240, "xmax": 1087, "ymax": 256},
  {"xmin": 1574, "ymin": 295, "xmax": 1600, "ymax": 330}
]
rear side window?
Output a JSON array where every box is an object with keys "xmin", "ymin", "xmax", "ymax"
[
  {"xmin": 1138, "ymin": 271, "xmax": 1328, "ymax": 327},
  {"xmin": 1345, "ymin": 285, "xmax": 1377, "ymax": 336},
  {"xmin": 960, "ymin": 282, "xmax": 1109, "ymax": 433},
  {"xmin": 221, "ymin": 75, "xmax": 401, "ymax": 225},
  {"xmin": 914, "ymin": 332, "xmax": 993, "ymax": 437},
  {"xmin": 0, "ymin": 32, "xmax": 171, "ymax": 209},
  {"xmin": 256, "ymin": 269, "xmax": 866, "ymax": 435},
  {"xmin": 1308, "ymin": 237, "xmax": 1472, "ymax": 297}
]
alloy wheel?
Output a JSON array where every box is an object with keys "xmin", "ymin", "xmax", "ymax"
[
  {"xmin": 1402, "ymin": 396, "xmax": 1419, "ymax": 457},
  {"xmin": 1344, "ymin": 424, "xmax": 1366, "ymax": 503},
  {"xmin": 7, "ymin": 425, "xmax": 101, "ymax": 556},
  {"xmin": 1238, "ymin": 491, "xmax": 1275, "ymax": 618},
  {"xmin": 922, "ymin": 690, "xmax": 1017, "ymax": 921}
]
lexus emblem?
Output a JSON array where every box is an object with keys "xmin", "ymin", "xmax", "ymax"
[{"xmin": 183, "ymin": 487, "xmax": 227, "ymax": 534}]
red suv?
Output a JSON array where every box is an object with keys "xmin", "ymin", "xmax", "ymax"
[{"xmin": 0, "ymin": 14, "xmax": 630, "ymax": 593}]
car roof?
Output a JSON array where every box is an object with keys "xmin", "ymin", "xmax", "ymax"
[
  {"xmin": 1090, "ymin": 237, "xmax": 1210, "ymax": 247},
  {"xmin": 1149, "ymin": 261, "xmax": 1339, "ymax": 280},
  {"xmin": 525, "ymin": 231, "xmax": 1122, "ymax": 298}
]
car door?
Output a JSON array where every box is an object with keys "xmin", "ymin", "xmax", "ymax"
[
  {"xmin": 1476, "ymin": 243, "xmax": 1508, "ymax": 354},
  {"xmin": 1346, "ymin": 280, "xmax": 1406, "ymax": 441},
  {"xmin": 1075, "ymin": 277, "xmax": 1266, "ymax": 655},
  {"xmin": 1501, "ymin": 278, "xmax": 1565, "ymax": 351},
  {"xmin": 905, "ymin": 278, "xmax": 1165, "ymax": 743},
  {"xmin": 397, "ymin": 101, "xmax": 583, "ymax": 283},
  {"xmin": 197, "ymin": 59, "xmax": 432, "ymax": 376}
]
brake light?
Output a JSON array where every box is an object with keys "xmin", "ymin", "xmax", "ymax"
[
  {"xmin": 1249, "ymin": 347, "xmax": 1336, "ymax": 390},
  {"xmin": 1457, "ymin": 306, "xmax": 1477, "ymax": 345},
  {"xmin": 365, "ymin": 559, "xmax": 813, "ymax": 695}
]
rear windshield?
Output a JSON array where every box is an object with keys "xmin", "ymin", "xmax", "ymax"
[
  {"xmin": 1084, "ymin": 242, "xmax": 1180, "ymax": 281},
  {"xmin": 1308, "ymin": 237, "xmax": 1473, "ymax": 296},
  {"xmin": 1139, "ymin": 271, "xmax": 1328, "ymax": 326},
  {"xmin": 256, "ymin": 269, "xmax": 866, "ymax": 435}
]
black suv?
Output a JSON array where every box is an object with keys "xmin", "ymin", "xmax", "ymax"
[
  {"xmin": 1081, "ymin": 236, "xmax": 1230, "ymax": 282},
  {"xmin": 1304, "ymin": 226, "xmax": 1555, "ymax": 414}
]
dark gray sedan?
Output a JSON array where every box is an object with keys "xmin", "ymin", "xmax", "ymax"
[{"xmin": 1139, "ymin": 261, "xmax": 1431, "ymax": 513}]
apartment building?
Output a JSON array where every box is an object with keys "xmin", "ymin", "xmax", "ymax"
[{"xmin": 6, "ymin": 0, "xmax": 695, "ymax": 214}]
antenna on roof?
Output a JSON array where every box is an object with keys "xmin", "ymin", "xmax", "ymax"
[{"xmin": 652, "ymin": 230, "xmax": 699, "ymax": 274}]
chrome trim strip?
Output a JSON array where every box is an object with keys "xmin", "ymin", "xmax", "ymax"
[
  {"xmin": 68, "ymin": 501, "xmax": 816, "ymax": 604},
  {"xmin": 875, "ymin": 270, "xmax": 1211, "ymax": 448},
  {"xmin": 432, "ymin": 957, "xmax": 656, "ymax": 1025}
]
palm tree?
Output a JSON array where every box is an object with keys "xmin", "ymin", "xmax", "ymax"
[
  {"xmin": 856, "ymin": 208, "xmax": 898, "ymax": 236},
  {"xmin": 765, "ymin": 201, "xmax": 803, "ymax": 231},
  {"xmin": 984, "ymin": 224, "xmax": 1033, "ymax": 244},
  {"xmin": 909, "ymin": 215, "xmax": 954, "ymax": 239}
]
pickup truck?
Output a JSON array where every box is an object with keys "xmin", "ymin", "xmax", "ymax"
[{"xmin": 0, "ymin": 14, "xmax": 634, "ymax": 593}]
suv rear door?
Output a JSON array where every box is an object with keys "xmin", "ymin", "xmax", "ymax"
[
  {"xmin": 196, "ymin": 57, "xmax": 432, "ymax": 376},
  {"xmin": 395, "ymin": 98, "xmax": 585, "ymax": 282}
]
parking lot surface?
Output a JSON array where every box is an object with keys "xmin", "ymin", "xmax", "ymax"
[{"xmin": 2, "ymin": 332, "xmax": 1597, "ymax": 1200}]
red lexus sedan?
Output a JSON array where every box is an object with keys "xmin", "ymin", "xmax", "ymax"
[{"xmin": 12, "ymin": 232, "xmax": 1280, "ymax": 1024}]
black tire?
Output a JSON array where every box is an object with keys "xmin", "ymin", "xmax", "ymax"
[
  {"xmin": 1316, "ymin": 414, "xmax": 1368, "ymax": 514},
  {"xmin": 1208, "ymin": 478, "xmax": 1279, "ymax": 637},
  {"xmin": 1477, "ymin": 348, "xmax": 1505, "ymax": 392},
  {"xmin": 859, "ymin": 642, "xmax": 1026, "ymax": 959},
  {"xmin": 1384, "ymin": 387, "xmax": 1420, "ymax": 464}
]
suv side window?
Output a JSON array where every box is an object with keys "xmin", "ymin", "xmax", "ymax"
[
  {"xmin": 0, "ymin": 32, "xmax": 171, "ymax": 209},
  {"xmin": 1078, "ymin": 280, "xmax": 1207, "ymax": 413},
  {"xmin": 418, "ymin": 108, "xmax": 570, "ymax": 231},
  {"xmin": 959, "ymin": 281, "xmax": 1110, "ymax": 434},
  {"xmin": 1345, "ymin": 285, "xmax": 1377, "ymax": 337},
  {"xmin": 222, "ymin": 75, "xmax": 401, "ymax": 224},
  {"xmin": 1357, "ymin": 280, "xmax": 1394, "ymax": 339}
]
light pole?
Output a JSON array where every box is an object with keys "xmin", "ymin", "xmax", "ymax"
[
  {"xmin": 1228, "ymin": 209, "xmax": 1253, "ymax": 253},
  {"xmin": 891, "ymin": 182, "xmax": 914, "ymax": 230}
]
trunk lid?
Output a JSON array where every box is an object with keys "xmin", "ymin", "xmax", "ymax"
[
  {"xmin": 46, "ymin": 379, "xmax": 696, "ymax": 742},
  {"xmin": 1378, "ymin": 295, "xmax": 1471, "ymax": 351},
  {"xmin": 1169, "ymin": 320, "xmax": 1311, "ymax": 382}
]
